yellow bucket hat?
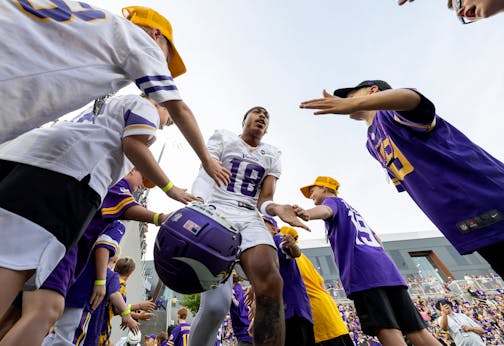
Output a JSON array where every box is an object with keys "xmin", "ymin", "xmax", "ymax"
[
  {"xmin": 122, "ymin": 6, "xmax": 186, "ymax": 78},
  {"xmin": 300, "ymin": 176, "xmax": 340, "ymax": 198}
]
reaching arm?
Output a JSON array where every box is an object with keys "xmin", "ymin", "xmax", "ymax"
[
  {"xmin": 281, "ymin": 234, "xmax": 301, "ymax": 258},
  {"xmin": 257, "ymin": 175, "xmax": 310, "ymax": 231},
  {"xmin": 89, "ymin": 247, "xmax": 110, "ymax": 310},
  {"xmin": 123, "ymin": 134, "xmax": 200, "ymax": 204},
  {"xmin": 300, "ymin": 88, "xmax": 421, "ymax": 115},
  {"xmin": 109, "ymin": 292, "xmax": 140, "ymax": 335},
  {"xmin": 293, "ymin": 205, "xmax": 333, "ymax": 221},
  {"xmin": 161, "ymin": 100, "xmax": 230, "ymax": 187},
  {"xmin": 123, "ymin": 205, "xmax": 169, "ymax": 225}
]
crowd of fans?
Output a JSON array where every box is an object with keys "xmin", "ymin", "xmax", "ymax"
[{"xmin": 143, "ymin": 274, "xmax": 503, "ymax": 345}]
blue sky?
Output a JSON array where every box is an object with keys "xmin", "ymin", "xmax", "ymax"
[{"xmin": 88, "ymin": 1, "xmax": 504, "ymax": 255}]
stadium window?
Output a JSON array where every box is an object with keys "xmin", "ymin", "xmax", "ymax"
[{"xmin": 408, "ymin": 250, "xmax": 452, "ymax": 282}]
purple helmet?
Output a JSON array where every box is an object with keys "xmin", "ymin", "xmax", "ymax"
[{"xmin": 154, "ymin": 202, "xmax": 241, "ymax": 294}]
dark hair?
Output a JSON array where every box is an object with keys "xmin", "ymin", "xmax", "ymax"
[
  {"xmin": 242, "ymin": 106, "xmax": 268, "ymax": 126},
  {"xmin": 435, "ymin": 298, "xmax": 452, "ymax": 310}
]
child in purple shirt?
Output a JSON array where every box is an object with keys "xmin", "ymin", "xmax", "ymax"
[
  {"xmin": 168, "ymin": 307, "xmax": 191, "ymax": 346},
  {"xmin": 301, "ymin": 81, "xmax": 504, "ymax": 278},
  {"xmin": 229, "ymin": 273, "xmax": 253, "ymax": 345},
  {"xmin": 263, "ymin": 216, "xmax": 315, "ymax": 346},
  {"xmin": 295, "ymin": 176, "xmax": 440, "ymax": 346}
]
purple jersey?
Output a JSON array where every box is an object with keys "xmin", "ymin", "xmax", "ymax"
[
  {"xmin": 273, "ymin": 234, "xmax": 313, "ymax": 323},
  {"xmin": 167, "ymin": 322, "xmax": 190, "ymax": 346},
  {"xmin": 65, "ymin": 221, "xmax": 125, "ymax": 308},
  {"xmin": 366, "ymin": 108, "xmax": 504, "ymax": 254},
  {"xmin": 322, "ymin": 197, "xmax": 406, "ymax": 297},
  {"xmin": 82, "ymin": 269, "xmax": 120, "ymax": 346},
  {"xmin": 78, "ymin": 178, "xmax": 138, "ymax": 266},
  {"xmin": 229, "ymin": 283, "xmax": 253, "ymax": 342}
]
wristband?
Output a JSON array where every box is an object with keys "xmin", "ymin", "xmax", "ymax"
[
  {"xmin": 260, "ymin": 200, "xmax": 275, "ymax": 217},
  {"xmin": 153, "ymin": 213, "xmax": 161, "ymax": 226},
  {"xmin": 94, "ymin": 279, "xmax": 106, "ymax": 286},
  {"xmin": 121, "ymin": 304, "xmax": 131, "ymax": 317},
  {"xmin": 162, "ymin": 181, "xmax": 174, "ymax": 193}
]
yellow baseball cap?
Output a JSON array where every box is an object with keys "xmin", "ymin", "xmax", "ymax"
[
  {"xmin": 300, "ymin": 176, "xmax": 340, "ymax": 198},
  {"xmin": 122, "ymin": 6, "xmax": 186, "ymax": 78},
  {"xmin": 279, "ymin": 226, "xmax": 298, "ymax": 240}
]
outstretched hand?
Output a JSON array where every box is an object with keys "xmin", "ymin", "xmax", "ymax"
[
  {"xmin": 120, "ymin": 314, "xmax": 139, "ymax": 335},
  {"xmin": 292, "ymin": 204, "xmax": 310, "ymax": 221},
  {"xmin": 203, "ymin": 158, "xmax": 231, "ymax": 187},
  {"xmin": 166, "ymin": 186, "xmax": 203, "ymax": 204},
  {"xmin": 300, "ymin": 89, "xmax": 354, "ymax": 115},
  {"xmin": 274, "ymin": 204, "xmax": 310, "ymax": 231}
]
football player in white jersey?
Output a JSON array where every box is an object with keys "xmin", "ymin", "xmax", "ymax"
[
  {"xmin": 0, "ymin": 2, "xmax": 229, "ymax": 187},
  {"xmin": 188, "ymin": 107, "xmax": 309, "ymax": 346}
]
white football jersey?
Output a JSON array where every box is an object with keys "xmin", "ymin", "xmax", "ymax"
[
  {"xmin": 0, "ymin": 95, "xmax": 159, "ymax": 200},
  {"xmin": 193, "ymin": 129, "xmax": 282, "ymax": 210},
  {"xmin": 0, "ymin": 0, "xmax": 180, "ymax": 143}
]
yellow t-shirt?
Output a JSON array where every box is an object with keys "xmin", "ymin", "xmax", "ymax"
[{"xmin": 296, "ymin": 254, "xmax": 348, "ymax": 343}]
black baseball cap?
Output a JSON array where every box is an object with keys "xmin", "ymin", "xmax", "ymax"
[{"xmin": 333, "ymin": 80, "xmax": 392, "ymax": 98}]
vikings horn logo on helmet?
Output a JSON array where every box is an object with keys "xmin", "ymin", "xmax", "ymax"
[{"xmin": 154, "ymin": 202, "xmax": 241, "ymax": 294}]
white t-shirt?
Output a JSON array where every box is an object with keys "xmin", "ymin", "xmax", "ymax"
[
  {"xmin": 0, "ymin": 0, "xmax": 181, "ymax": 143},
  {"xmin": 0, "ymin": 95, "xmax": 159, "ymax": 200},
  {"xmin": 192, "ymin": 129, "xmax": 282, "ymax": 210},
  {"xmin": 437, "ymin": 313, "xmax": 485, "ymax": 346}
]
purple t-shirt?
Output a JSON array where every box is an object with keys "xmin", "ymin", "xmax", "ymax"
[
  {"xmin": 82, "ymin": 269, "xmax": 120, "ymax": 346},
  {"xmin": 273, "ymin": 234, "xmax": 313, "ymax": 323},
  {"xmin": 168, "ymin": 322, "xmax": 191, "ymax": 346},
  {"xmin": 229, "ymin": 283, "xmax": 253, "ymax": 342},
  {"xmin": 322, "ymin": 197, "xmax": 406, "ymax": 297},
  {"xmin": 366, "ymin": 109, "xmax": 504, "ymax": 254},
  {"xmin": 65, "ymin": 221, "xmax": 125, "ymax": 308}
]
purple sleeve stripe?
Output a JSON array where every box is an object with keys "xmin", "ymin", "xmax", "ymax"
[
  {"xmin": 123, "ymin": 110, "xmax": 157, "ymax": 129},
  {"xmin": 135, "ymin": 75, "xmax": 174, "ymax": 86},
  {"xmin": 144, "ymin": 85, "xmax": 178, "ymax": 95}
]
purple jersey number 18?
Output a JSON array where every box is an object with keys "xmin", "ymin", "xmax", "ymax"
[{"xmin": 226, "ymin": 158, "xmax": 265, "ymax": 197}]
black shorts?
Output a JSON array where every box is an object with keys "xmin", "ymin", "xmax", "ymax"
[
  {"xmin": 316, "ymin": 334, "xmax": 354, "ymax": 346},
  {"xmin": 285, "ymin": 317, "xmax": 316, "ymax": 346},
  {"xmin": 477, "ymin": 241, "xmax": 504, "ymax": 278},
  {"xmin": 0, "ymin": 160, "xmax": 101, "ymax": 249},
  {"xmin": 352, "ymin": 286, "xmax": 426, "ymax": 336}
]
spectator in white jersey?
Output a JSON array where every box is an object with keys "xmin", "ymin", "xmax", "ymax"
[
  {"xmin": 0, "ymin": 2, "xmax": 229, "ymax": 187},
  {"xmin": 188, "ymin": 106, "xmax": 309, "ymax": 346},
  {"xmin": 0, "ymin": 94, "xmax": 201, "ymax": 344}
]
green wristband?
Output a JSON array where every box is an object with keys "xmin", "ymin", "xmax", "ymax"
[
  {"xmin": 121, "ymin": 304, "xmax": 132, "ymax": 317},
  {"xmin": 162, "ymin": 181, "xmax": 174, "ymax": 193}
]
